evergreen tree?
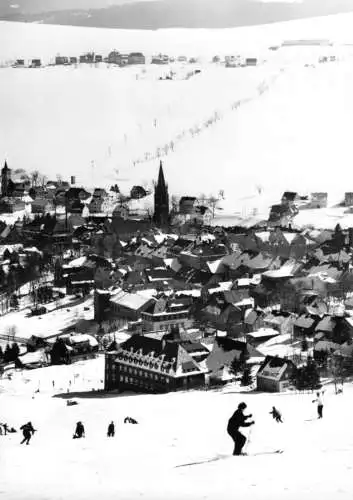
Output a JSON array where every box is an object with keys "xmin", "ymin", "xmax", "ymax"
[
  {"xmin": 0, "ymin": 345, "xmax": 3, "ymax": 360},
  {"xmin": 229, "ymin": 355, "xmax": 242, "ymax": 377},
  {"xmin": 4, "ymin": 344, "xmax": 12, "ymax": 363},
  {"xmin": 11, "ymin": 342, "xmax": 20, "ymax": 360},
  {"xmin": 241, "ymin": 367, "xmax": 253, "ymax": 386}
]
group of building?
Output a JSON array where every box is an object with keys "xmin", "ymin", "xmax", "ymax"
[{"xmin": 1, "ymin": 159, "xmax": 353, "ymax": 395}]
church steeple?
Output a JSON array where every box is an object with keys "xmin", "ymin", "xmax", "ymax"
[
  {"xmin": 154, "ymin": 161, "xmax": 169, "ymax": 228},
  {"xmin": 1, "ymin": 160, "xmax": 12, "ymax": 198}
]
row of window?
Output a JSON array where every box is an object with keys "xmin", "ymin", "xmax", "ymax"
[
  {"xmin": 142, "ymin": 313, "xmax": 189, "ymax": 322},
  {"xmin": 119, "ymin": 375, "xmax": 170, "ymax": 385},
  {"xmin": 119, "ymin": 365, "xmax": 171, "ymax": 383}
]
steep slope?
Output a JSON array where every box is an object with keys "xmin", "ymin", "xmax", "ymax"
[{"xmin": 1, "ymin": 359, "xmax": 353, "ymax": 500}]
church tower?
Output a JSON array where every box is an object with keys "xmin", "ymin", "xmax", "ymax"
[
  {"xmin": 154, "ymin": 161, "xmax": 169, "ymax": 227},
  {"xmin": 1, "ymin": 161, "xmax": 12, "ymax": 198}
]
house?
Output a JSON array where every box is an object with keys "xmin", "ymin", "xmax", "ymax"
[
  {"xmin": 281, "ymin": 192, "xmax": 300, "ymax": 206},
  {"xmin": 141, "ymin": 295, "xmax": 194, "ymax": 332},
  {"xmin": 79, "ymin": 53, "xmax": 95, "ymax": 64},
  {"xmin": 299, "ymin": 193, "xmax": 328, "ymax": 210},
  {"xmin": 262, "ymin": 311, "xmax": 295, "ymax": 336},
  {"xmin": 244, "ymin": 308, "xmax": 266, "ymax": 333},
  {"xmin": 152, "ymin": 54, "xmax": 169, "ymax": 65},
  {"xmin": 95, "ymin": 55, "xmax": 103, "ymax": 63},
  {"xmin": 245, "ymin": 58, "xmax": 257, "ymax": 66},
  {"xmin": 293, "ymin": 314, "xmax": 319, "ymax": 338},
  {"xmin": 109, "ymin": 290, "xmax": 154, "ymax": 321},
  {"xmin": 256, "ymin": 355, "xmax": 297, "ymax": 392},
  {"xmin": 31, "ymin": 198, "xmax": 54, "ymax": 214},
  {"xmin": 13, "ymin": 59, "xmax": 25, "ymax": 68},
  {"xmin": 345, "ymin": 193, "xmax": 353, "ymax": 207},
  {"xmin": 128, "ymin": 53, "xmax": 145, "ymax": 65},
  {"xmin": 268, "ymin": 204, "xmax": 298, "ymax": 227},
  {"xmin": 55, "ymin": 56, "xmax": 69, "ymax": 65},
  {"xmin": 108, "ymin": 51, "xmax": 122, "ymax": 65},
  {"xmin": 0, "ymin": 198, "xmax": 25, "ymax": 213},
  {"xmin": 30, "ymin": 59, "xmax": 41, "ymax": 68},
  {"xmin": 206, "ymin": 336, "xmax": 262, "ymax": 382},
  {"xmin": 246, "ymin": 328, "xmax": 281, "ymax": 347},
  {"xmin": 70, "ymin": 57, "xmax": 78, "ymax": 64},
  {"xmin": 104, "ymin": 335, "xmax": 206, "ymax": 393}
]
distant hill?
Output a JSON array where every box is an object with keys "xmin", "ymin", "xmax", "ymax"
[{"xmin": 2, "ymin": 0, "xmax": 353, "ymax": 30}]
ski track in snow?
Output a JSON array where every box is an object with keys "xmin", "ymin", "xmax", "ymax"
[{"xmin": 1, "ymin": 357, "xmax": 353, "ymax": 499}]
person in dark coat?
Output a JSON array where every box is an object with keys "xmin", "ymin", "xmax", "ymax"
[
  {"xmin": 270, "ymin": 406, "xmax": 283, "ymax": 423},
  {"xmin": 107, "ymin": 421, "xmax": 115, "ymax": 437},
  {"xmin": 227, "ymin": 402, "xmax": 254, "ymax": 456},
  {"xmin": 124, "ymin": 417, "xmax": 138, "ymax": 424},
  {"xmin": 20, "ymin": 422, "xmax": 36, "ymax": 445},
  {"xmin": 73, "ymin": 421, "xmax": 85, "ymax": 439}
]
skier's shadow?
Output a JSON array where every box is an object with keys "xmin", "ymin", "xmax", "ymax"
[{"xmin": 304, "ymin": 418, "xmax": 317, "ymax": 422}]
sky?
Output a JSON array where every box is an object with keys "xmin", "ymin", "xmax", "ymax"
[{"xmin": 1, "ymin": 0, "xmax": 353, "ymax": 29}]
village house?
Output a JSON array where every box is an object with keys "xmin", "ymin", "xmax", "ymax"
[
  {"xmin": 104, "ymin": 334, "xmax": 206, "ymax": 393},
  {"xmin": 55, "ymin": 56, "xmax": 69, "ymax": 65},
  {"xmin": 30, "ymin": 59, "xmax": 41, "ymax": 68},
  {"xmin": 109, "ymin": 290, "xmax": 154, "ymax": 321},
  {"xmin": 246, "ymin": 328, "xmax": 281, "ymax": 348},
  {"xmin": 128, "ymin": 52, "xmax": 145, "ymax": 65},
  {"xmin": 256, "ymin": 355, "xmax": 297, "ymax": 392},
  {"xmin": 108, "ymin": 50, "xmax": 122, "ymax": 65},
  {"xmin": 299, "ymin": 192, "xmax": 328, "ymax": 210},
  {"xmin": 206, "ymin": 336, "xmax": 262, "ymax": 383},
  {"xmin": 344, "ymin": 193, "xmax": 353, "ymax": 207},
  {"xmin": 141, "ymin": 294, "xmax": 194, "ymax": 332}
]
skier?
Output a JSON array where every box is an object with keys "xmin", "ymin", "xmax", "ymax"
[
  {"xmin": 20, "ymin": 422, "xmax": 36, "ymax": 445},
  {"xmin": 73, "ymin": 421, "xmax": 85, "ymax": 439},
  {"xmin": 312, "ymin": 391, "xmax": 324, "ymax": 419},
  {"xmin": 227, "ymin": 402, "xmax": 255, "ymax": 456},
  {"xmin": 107, "ymin": 421, "xmax": 115, "ymax": 437},
  {"xmin": 270, "ymin": 406, "xmax": 283, "ymax": 423}
]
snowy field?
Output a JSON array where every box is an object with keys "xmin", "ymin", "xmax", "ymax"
[
  {"xmin": 1, "ymin": 357, "xmax": 353, "ymax": 500},
  {"xmin": 2, "ymin": 16, "xmax": 353, "ymax": 224}
]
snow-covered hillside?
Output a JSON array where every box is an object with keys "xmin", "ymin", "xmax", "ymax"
[
  {"xmin": 1, "ymin": 358, "xmax": 353, "ymax": 500},
  {"xmin": 1, "ymin": 15, "xmax": 353, "ymax": 219}
]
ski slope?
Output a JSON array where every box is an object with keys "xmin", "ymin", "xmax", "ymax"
[
  {"xmin": 1, "ymin": 357, "xmax": 353, "ymax": 500},
  {"xmin": 2, "ymin": 16, "xmax": 353, "ymax": 222}
]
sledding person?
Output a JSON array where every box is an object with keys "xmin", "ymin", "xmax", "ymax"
[
  {"xmin": 124, "ymin": 417, "xmax": 138, "ymax": 424},
  {"xmin": 312, "ymin": 391, "xmax": 324, "ymax": 419},
  {"xmin": 227, "ymin": 402, "xmax": 255, "ymax": 456},
  {"xmin": 107, "ymin": 421, "xmax": 115, "ymax": 437},
  {"xmin": 270, "ymin": 406, "xmax": 283, "ymax": 423},
  {"xmin": 73, "ymin": 421, "xmax": 85, "ymax": 439},
  {"xmin": 20, "ymin": 422, "xmax": 36, "ymax": 445}
]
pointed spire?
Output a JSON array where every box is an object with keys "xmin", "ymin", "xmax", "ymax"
[
  {"xmin": 157, "ymin": 160, "xmax": 167, "ymax": 191},
  {"xmin": 3, "ymin": 160, "xmax": 9, "ymax": 172}
]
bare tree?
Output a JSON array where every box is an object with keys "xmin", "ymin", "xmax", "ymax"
[{"xmin": 30, "ymin": 170, "xmax": 40, "ymax": 187}]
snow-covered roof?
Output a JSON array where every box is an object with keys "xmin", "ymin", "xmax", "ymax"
[
  {"xmin": 247, "ymin": 328, "xmax": 280, "ymax": 339},
  {"xmin": 64, "ymin": 256, "xmax": 87, "ymax": 268},
  {"xmin": 110, "ymin": 291, "xmax": 152, "ymax": 310},
  {"xmin": 207, "ymin": 259, "xmax": 222, "ymax": 274},
  {"xmin": 69, "ymin": 334, "xmax": 98, "ymax": 347}
]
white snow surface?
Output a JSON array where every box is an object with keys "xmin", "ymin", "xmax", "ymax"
[
  {"xmin": 2, "ymin": 16, "xmax": 353, "ymax": 224},
  {"xmin": 1, "ymin": 356, "xmax": 353, "ymax": 499}
]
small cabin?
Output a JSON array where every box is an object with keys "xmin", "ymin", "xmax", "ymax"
[
  {"xmin": 128, "ymin": 52, "xmax": 145, "ymax": 65},
  {"xmin": 30, "ymin": 59, "xmax": 41, "ymax": 68},
  {"xmin": 256, "ymin": 355, "xmax": 296, "ymax": 392}
]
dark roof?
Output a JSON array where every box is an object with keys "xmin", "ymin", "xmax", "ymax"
[
  {"xmin": 282, "ymin": 192, "xmax": 297, "ymax": 201},
  {"xmin": 119, "ymin": 335, "xmax": 179, "ymax": 366},
  {"xmin": 180, "ymin": 341, "xmax": 209, "ymax": 354},
  {"xmin": 216, "ymin": 336, "xmax": 247, "ymax": 353}
]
